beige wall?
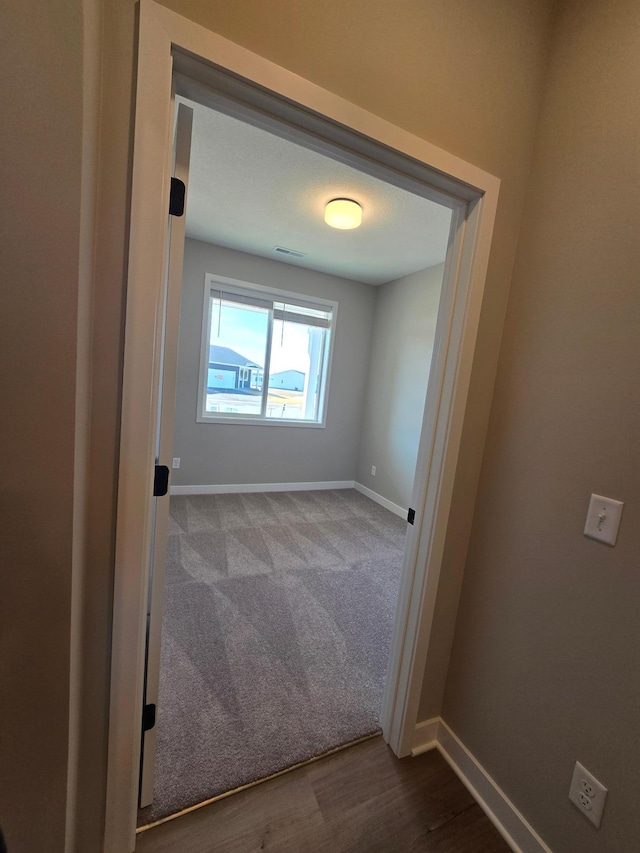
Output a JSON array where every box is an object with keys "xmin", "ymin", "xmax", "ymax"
[
  {"xmin": 0, "ymin": 3, "xmax": 84, "ymax": 851},
  {"xmin": 442, "ymin": 1, "xmax": 640, "ymax": 850},
  {"xmin": 172, "ymin": 240, "xmax": 376, "ymax": 487},
  {"xmin": 0, "ymin": 1, "xmax": 558, "ymax": 850},
  {"xmin": 356, "ymin": 265, "xmax": 444, "ymax": 509}
]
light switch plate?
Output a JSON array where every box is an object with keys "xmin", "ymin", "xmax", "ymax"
[{"xmin": 584, "ymin": 494, "xmax": 624, "ymax": 546}]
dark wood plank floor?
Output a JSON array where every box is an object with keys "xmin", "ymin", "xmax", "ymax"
[{"xmin": 136, "ymin": 737, "xmax": 510, "ymax": 852}]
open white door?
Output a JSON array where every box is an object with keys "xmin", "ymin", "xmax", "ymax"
[{"xmin": 139, "ymin": 101, "xmax": 193, "ymax": 807}]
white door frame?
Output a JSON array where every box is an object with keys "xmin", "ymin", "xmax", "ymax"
[{"xmin": 105, "ymin": 2, "xmax": 500, "ymax": 851}]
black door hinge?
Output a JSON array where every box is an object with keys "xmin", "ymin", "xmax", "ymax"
[
  {"xmin": 153, "ymin": 465, "xmax": 170, "ymax": 497},
  {"xmin": 169, "ymin": 177, "xmax": 186, "ymax": 216},
  {"xmin": 407, "ymin": 507, "xmax": 416, "ymax": 525},
  {"xmin": 142, "ymin": 703, "xmax": 156, "ymax": 732}
]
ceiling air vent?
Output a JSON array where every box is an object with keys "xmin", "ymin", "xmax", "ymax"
[{"xmin": 273, "ymin": 246, "xmax": 307, "ymax": 259}]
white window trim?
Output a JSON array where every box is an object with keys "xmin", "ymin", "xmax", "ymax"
[{"xmin": 196, "ymin": 273, "xmax": 338, "ymax": 428}]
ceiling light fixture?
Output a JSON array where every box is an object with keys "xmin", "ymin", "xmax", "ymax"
[{"xmin": 324, "ymin": 198, "xmax": 362, "ymax": 230}]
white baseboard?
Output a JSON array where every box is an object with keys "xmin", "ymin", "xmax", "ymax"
[
  {"xmin": 353, "ymin": 482, "xmax": 406, "ymax": 519},
  {"xmin": 411, "ymin": 717, "xmax": 440, "ymax": 756},
  {"xmin": 170, "ymin": 480, "xmax": 355, "ymax": 496},
  {"xmin": 410, "ymin": 718, "xmax": 551, "ymax": 853}
]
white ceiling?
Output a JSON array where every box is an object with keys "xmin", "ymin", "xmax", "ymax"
[{"xmin": 183, "ymin": 99, "xmax": 452, "ymax": 286}]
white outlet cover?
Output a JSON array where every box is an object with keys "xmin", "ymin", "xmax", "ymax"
[
  {"xmin": 172, "ymin": 457, "xmax": 181, "ymax": 469},
  {"xmin": 569, "ymin": 761, "xmax": 607, "ymax": 828},
  {"xmin": 583, "ymin": 493, "xmax": 623, "ymax": 546}
]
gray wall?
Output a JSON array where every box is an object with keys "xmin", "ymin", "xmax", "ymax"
[
  {"xmin": 440, "ymin": 1, "xmax": 640, "ymax": 850},
  {"xmin": 172, "ymin": 239, "xmax": 376, "ymax": 486},
  {"xmin": 356, "ymin": 266, "xmax": 444, "ymax": 508}
]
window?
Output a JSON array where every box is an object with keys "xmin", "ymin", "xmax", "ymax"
[{"xmin": 198, "ymin": 276, "xmax": 336, "ymax": 426}]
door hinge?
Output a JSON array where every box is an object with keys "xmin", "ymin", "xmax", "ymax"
[
  {"xmin": 407, "ymin": 507, "xmax": 416, "ymax": 525},
  {"xmin": 169, "ymin": 177, "xmax": 185, "ymax": 216},
  {"xmin": 153, "ymin": 465, "xmax": 170, "ymax": 497},
  {"xmin": 142, "ymin": 703, "xmax": 156, "ymax": 732}
]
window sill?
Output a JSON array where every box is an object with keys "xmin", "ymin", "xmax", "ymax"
[{"xmin": 196, "ymin": 415, "xmax": 327, "ymax": 428}]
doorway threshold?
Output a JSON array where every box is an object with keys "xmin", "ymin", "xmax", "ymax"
[{"xmin": 137, "ymin": 731, "xmax": 381, "ymax": 834}]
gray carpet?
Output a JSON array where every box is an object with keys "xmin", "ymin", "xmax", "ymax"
[{"xmin": 138, "ymin": 489, "xmax": 406, "ymax": 826}]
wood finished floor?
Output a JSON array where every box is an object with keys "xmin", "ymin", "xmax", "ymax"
[{"xmin": 136, "ymin": 736, "xmax": 510, "ymax": 853}]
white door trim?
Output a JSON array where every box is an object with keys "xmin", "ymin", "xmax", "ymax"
[
  {"xmin": 106, "ymin": 3, "xmax": 500, "ymax": 850},
  {"xmin": 380, "ymin": 198, "xmax": 488, "ymax": 756}
]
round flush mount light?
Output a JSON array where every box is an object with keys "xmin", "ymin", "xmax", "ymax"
[{"xmin": 324, "ymin": 198, "xmax": 363, "ymax": 230}]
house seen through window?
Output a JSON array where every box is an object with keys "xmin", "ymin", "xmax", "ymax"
[{"xmin": 199, "ymin": 278, "xmax": 336, "ymax": 424}]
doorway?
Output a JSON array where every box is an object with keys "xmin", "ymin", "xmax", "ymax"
[
  {"xmin": 106, "ymin": 5, "xmax": 499, "ymax": 851},
  {"xmin": 137, "ymin": 93, "xmax": 453, "ymax": 827}
]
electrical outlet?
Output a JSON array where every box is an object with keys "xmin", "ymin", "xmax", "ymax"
[
  {"xmin": 371, "ymin": 465, "xmax": 376, "ymax": 476},
  {"xmin": 172, "ymin": 457, "xmax": 181, "ymax": 469},
  {"xmin": 569, "ymin": 761, "xmax": 607, "ymax": 827}
]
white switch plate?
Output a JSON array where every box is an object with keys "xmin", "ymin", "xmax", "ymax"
[
  {"xmin": 583, "ymin": 494, "xmax": 623, "ymax": 546},
  {"xmin": 569, "ymin": 761, "xmax": 607, "ymax": 827},
  {"xmin": 371, "ymin": 465, "xmax": 376, "ymax": 476},
  {"xmin": 172, "ymin": 457, "xmax": 181, "ymax": 469}
]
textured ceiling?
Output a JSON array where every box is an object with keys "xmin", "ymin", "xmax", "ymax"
[{"xmin": 183, "ymin": 99, "xmax": 452, "ymax": 286}]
